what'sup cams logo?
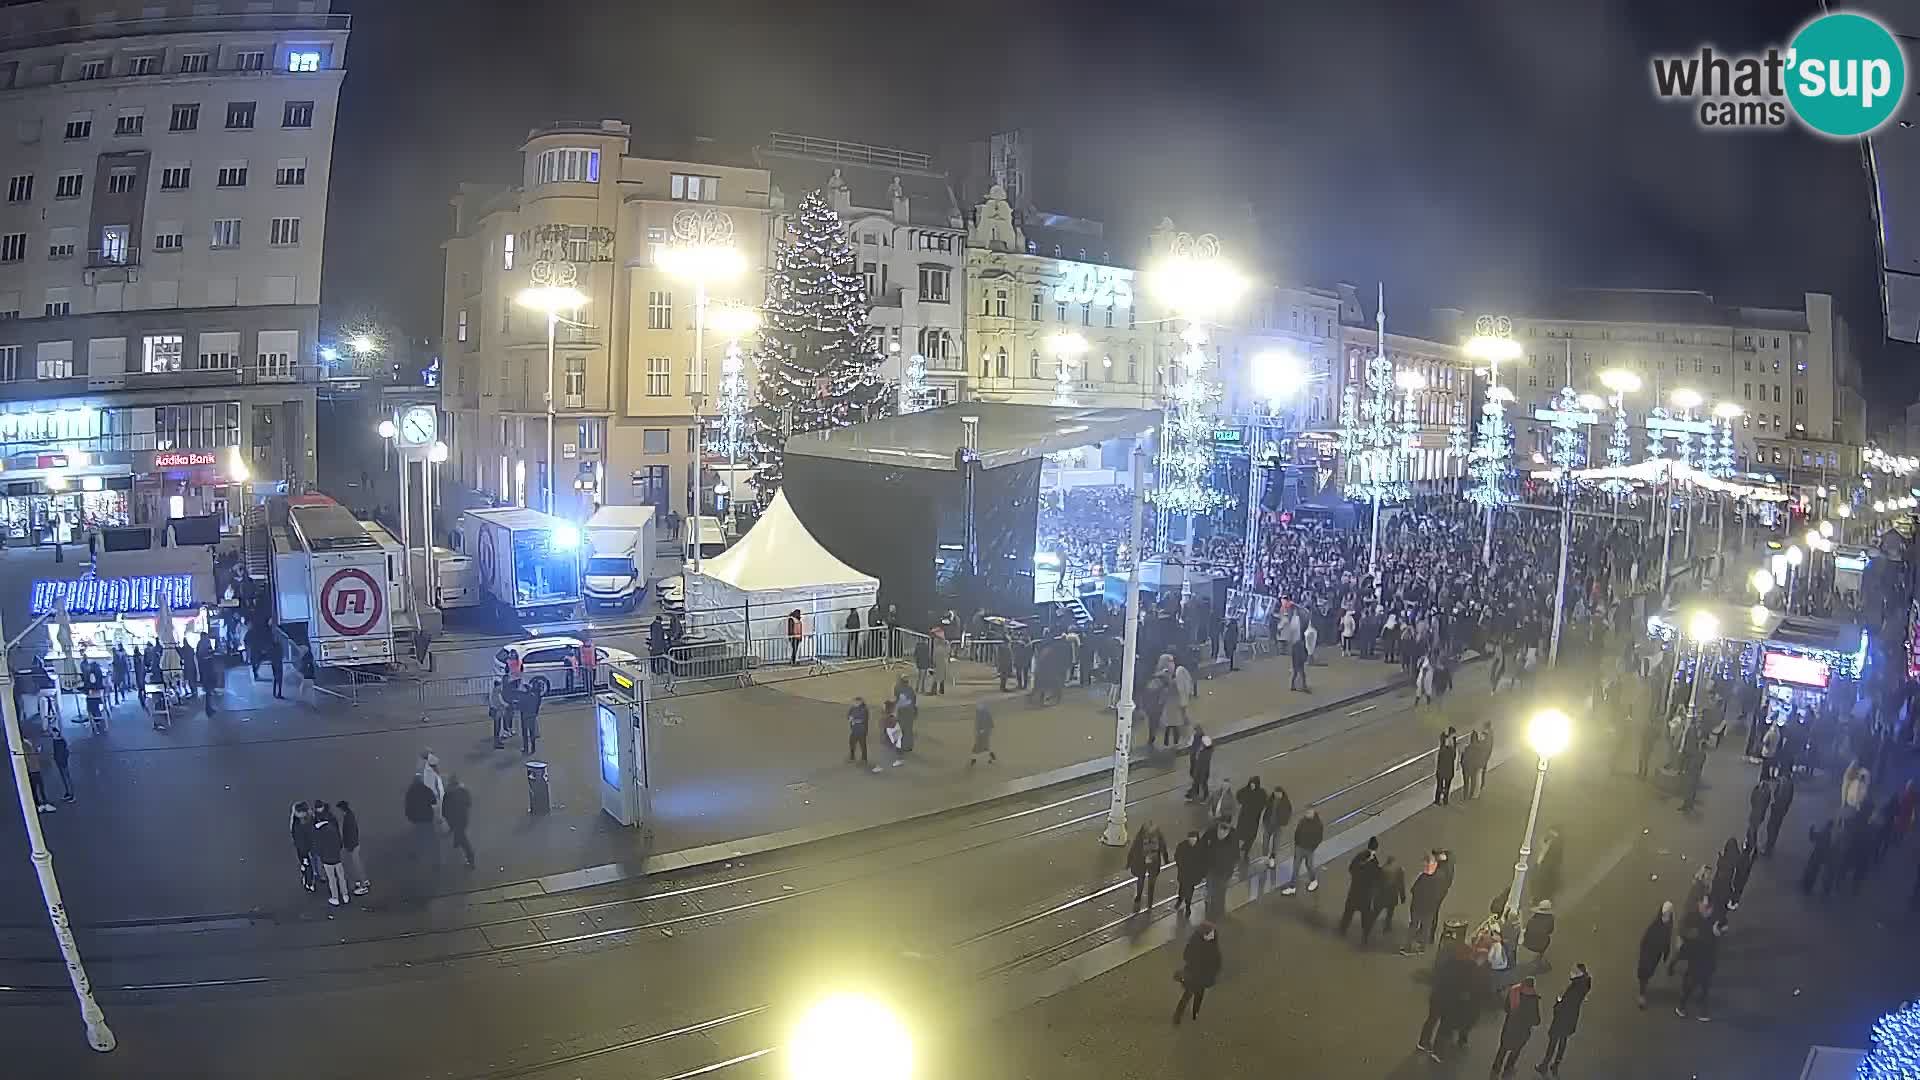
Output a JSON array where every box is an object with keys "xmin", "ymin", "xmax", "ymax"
[{"xmin": 1651, "ymin": 10, "xmax": 1908, "ymax": 137}]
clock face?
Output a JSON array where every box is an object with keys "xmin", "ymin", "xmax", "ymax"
[{"xmin": 400, "ymin": 406, "xmax": 436, "ymax": 447}]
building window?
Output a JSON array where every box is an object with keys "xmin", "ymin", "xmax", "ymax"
[
  {"xmin": 107, "ymin": 168, "xmax": 136, "ymax": 194},
  {"xmin": 274, "ymin": 159, "xmax": 305, "ymax": 186},
  {"xmin": 994, "ymin": 289, "xmax": 1008, "ymax": 317},
  {"xmin": 1081, "ymin": 303, "xmax": 1091, "ymax": 326},
  {"xmin": 645, "ymin": 357, "xmax": 670, "ymax": 397},
  {"xmin": 235, "ymin": 50, "xmax": 266, "ymax": 72},
  {"xmin": 161, "ymin": 166, "xmax": 190, "ymax": 190},
  {"xmin": 0, "ymin": 234, "xmax": 25, "ymax": 263},
  {"xmin": 197, "ymin": 334, "xmax": 238, "ymax": 369},
  {"xmin": 642, "ymin": 428, "xmax": 670, "ymax": 453},
  {"xmin": 1772, "ymin": 385, "xmax": 1781, "ymax": 403},
  {"xmin": 646, "ymin": 291, "xmax": 672, "ymax": 330},
  {"xmin": 153, "ymin": 230, "xmax": 182, "ymax": 252},
  {"xmin": 1106, "ymin": 303, "xmax": 1115, "ymax": 328},
  {"xmin": 1743, "ymin": 383, "xmax": 1752, "ymax": 400},
  {"xmin": 565, "ymin": 357, "xmax": 585, "ymax": 398},
  {"xmin": 44, "ymin": 290, "xmax": 71, "ymax": 318},
  {"xmin": 0, "ymin": 346, "xmax": 16, "ymax": 381},
  {"xmin": 210, "ymin": 218, "xmax": 241, "ymax": 248},
  {"xmin": 535, "ymin": 148, "xmax": 599, "ymax": 185},
  {"xmin": 179, "ymin": 53, "xmax": 209, "ymax": 74},
  {"xmin": 170, "ymin": 103, "xmax": 199, "ymax": 132},
  {"xmin": 918, "ymin": 267, "xmax": 950, "ymax": 303},
  {"xmin": 225, "ymin": 101, "xmax": 256, "ymax": 129},
  {"xmin": 78, "ymin": 58, "xmax": 108, "ymax": 80},
  {"xmin": 64, "ymin": 114, "xmax": 92, "ymax": 140},
  {"xmin": 97, "ymin": 225, "xmax": 129, "ymax": 264},
  {"xmin": 1774, "ymin": 413, "xmax": 1783, "ymax": 430},
  {"xmin": 1794, "ymin": 387, "xmax": 1805, "ymax": 405},
  {"xmin": 37, "ymin": 341, "xmax": 72, "ymax": 376},
  {"xmin": 502, "ymin": 231, "xmax": 514, "ymax": 270},
  {"xmin": 217, "ymin": 163, "xmax": 247, "ymax": 187},
  {"xmin": 579, "ymin": 417, "xmax": 604, "ymax": 452},
  {"xmin": 1128, "ymin": 353, "xmax": 1138, "ymax": 382},
  {"xmin": 47, "ymin": 229, "xmax": 74, "ymax": 259},
  {"xmin": 55, "ymin": 172, "xmax": 82, "ymax": 198},
  {"xmin": 456, "ymin": 309, "xmax": 468, "ymax": 342},
  {"xmin": 269, "ymin": 217, "xmax": 300, "ymax": 246},
  {"xmin": 1030, "ymin": 290, "xmax": 1042, "ymax": 321},
  {"xmin": 282, "ymin": 100, "xmax": 314, "ymax": 128},
  {"xmin": 1056, "ymin": 300, "xmax": 1067, "ymax": 323},
  {"xmin": 5, "ymin": 175, "xmax": 30, "ymax": 203},
  {"xmin": 1029, "ymin": 350, "xmax": 1041, "ymax": 378},
  {"xmin": 861, "ymin": 261, "xmax": 877, "ymax": 296},
  {"xmin": 287, "ymin": 50, "xmax": 322, "ymax": 73},
  {"xmin": 115, "ymin": 110, "xmax": 144, "ymax": 136},
  {"xmin": 669, "ymin": 173, "xmax": 719, "ymax": 201},
  {"xmin": 142, "ymin": 334, "xmax": 183, "ymax": 373}
]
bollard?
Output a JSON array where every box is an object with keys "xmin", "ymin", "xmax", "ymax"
[{"xmin": 525, "ymin": 760, "xmax": 550, "ymax": 815}]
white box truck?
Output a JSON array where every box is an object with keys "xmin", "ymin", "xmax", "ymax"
[
  {"xmin": 271, "ymin": 497, "xmax": 396, "ymax": 668},
  {"xmin": 459, "ymin": 507, "xmax": 582, "ymax": 623},
  {"xmin": 583, "ymin": 505, "xmax": 656, "ymax": 612}
]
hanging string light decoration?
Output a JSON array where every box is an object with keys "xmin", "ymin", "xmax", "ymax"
[
  {"xmin": 1547, "ymin": 385, "xmax": 1587, "ymax": 476},
  {"xmin": 1645, "ymin": 405, "xmax": 1671, "ymax": 463},
  {"xmin": 709, "ymin": 339, "xmax": 751, "ymax": 462},
  {"xmin": 897, "ymin": 351, "xmax": 930, "ymax": 414},
  {"xmin": 1150, "ymin": 324, "xmax": 1227, "ymax": 515},
  {"xmin": 1341, "ymin": 348, "xmax": 1412, "ymax": 505},
  {"xmin": 1599, "ymin": 388, "xmax": 1635, "ymax": 497},
  {"xmin": 1446, "ymin": 401, "xmax": 1469, "ymax": 461},
  {"xmin": 1467, "ymin": 386, "xmax": 1513, "ymax": 509},
  {"xmin": 1714, "ymin": 415, "xmax": 1737, "ymax": 480}
]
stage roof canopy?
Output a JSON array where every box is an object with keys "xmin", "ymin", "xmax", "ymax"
[{"xmin": 782, "ymin": 402, "xmax": 1159, "ymax": 472}]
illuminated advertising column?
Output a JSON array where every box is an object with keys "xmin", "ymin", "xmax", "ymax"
[{"xmin": 595, "ymin": 663, "xmax": 651, "ymax": 828}]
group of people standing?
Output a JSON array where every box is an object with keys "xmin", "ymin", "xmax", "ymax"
[{"xmin": 288, "ymin": 798, "xmax": 368, "ymax": 907}]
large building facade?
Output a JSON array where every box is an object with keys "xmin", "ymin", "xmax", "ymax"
[
  {"xmin": 443, "ymin": 120, "xmax": 771, "ymax": 524},
  {"xmin": 0, "ymin": 0, "xmax": 344, "ymax": 538}
]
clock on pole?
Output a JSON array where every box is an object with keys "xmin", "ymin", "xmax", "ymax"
[{"xmin": 398, "ymin": 405, "xmax": 437, "ymax": 448}]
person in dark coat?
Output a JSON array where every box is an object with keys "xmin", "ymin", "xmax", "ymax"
[
  {"xmin": 1523, "ymin": 900, "xmax": 1556, "ymax": 970},
  {"xmin": 1401, "ymin": 853, "xmax": 1445, "ymax": 954},
  {"xmin": 311, "ymin": 802, "xmax": 347, "ymax": 906},
  {"xmin": 1635, "ymin": 902, "xmax": 1673, "ymax": 1007},
  {"xmin": 1746, "ymin": 779, "xmax": 1774, "ymax": 848},
  {"xmin": 1289, "ymin": 633, "xmax": 1310, "ymax": 691},
  {"xmin": 1535, "ymin": 964, "xmax": 1591, "ymax": 1075},
  {"xmin": 404, "ymin": 775, "xmax": 439, "ymax": 872},
  {"xmin": 994, "ymin": 640, "xmax": 1016, "ymax": 692},
  {"xmin": 1174, "ymin": 830, "xmax": 1204, "ymax": 919},
  {"xmin": 1220, "ymin": 617, "xmax": 1240, "ymax": 671},
  {"xmin": 1283, "ymin": 809, "xmax": 1324, "ymax": 895},
  {"xmin": 1339, "ymin": 836, "xmax": 1383, "ymax": 942},
  {"xmin": 1801, "ymin": 815, "xmax": 1837, "ymax": 894},
  {"xmin": 336, "ymin": 799, "xmax": 369, "ymax": 895},
  {"xmin": 1764, "ymin": 773, "xmax": 1796, "ymax": 855},
  {"xmin": 1128, "ymin": 823, "xmax": 1168, "ymax": 910},
  {"xmin": 1185, "ymin": 731, "xmax": 1214, "ymax": 801},
  {"xmin": 290, "ymin": 801, "xmax": 316, "ymax": 891},
  {"xmin": 518, "ymin": 682, "xmax": 543, "ymax": 756},
  {"xmin": 1418, "ymin": 937, "xmax": 1473, "ymax": 1059},
  {"xmin": 1708, "ymin": 837, "xmax": 1741, "ymax": 912},
  {"xmin": 967, "ymin": 704, "xmax": 995, "ymax": 767},
  {"xmin": 441, "ymin": 774, "xmax": 475, "ymax": 868},
  {"xmin": 1532, "ymin": 827, "xmax": 1564, "ymax": 903},
  {"xmin": 1490, "ymin": 976, "xmax": 1542, "ymax": 1077},
  {"xmin": 1374, "ymin": 854, "xmax": 1407, "ymax": 932},
  {"xmin": 1674, "ymin": 916, "xmax": 1723, "ymax": 1020},
  {"xmin": 1171, "ymin": 922, "xmax": 1221, "ymax": 1025},
  {"xmin": 1233, "ymin": 777, "xmax": 1266, "ymax": 860},
  {"xmin": 1259, "ymin": 785, "xmax": 1293, "ymax": 866},
  {"xmin": 1728, "ymin": 837, "xmax": 1759, "ymax": 910},
  {"xmin": 1434, "ymin": 727, "xmax": 1457, "ymax": 805},
  {"xmin": 1204, "ymin": 817, "xmax": 1237, "ymax": 921}
]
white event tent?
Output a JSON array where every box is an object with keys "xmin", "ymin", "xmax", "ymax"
[{"xmin": 685, "ymin": 489, "xmax": 879, "ymax": 647}]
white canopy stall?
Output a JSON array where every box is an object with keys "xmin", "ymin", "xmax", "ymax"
[{"xmin": 686, "ymin": 490, "xmax": 879, "ymax": 652}]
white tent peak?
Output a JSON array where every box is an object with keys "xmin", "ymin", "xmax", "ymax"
[{"xmin": 701, "ymin": 489, "xmax": 875, "ymax": 592}]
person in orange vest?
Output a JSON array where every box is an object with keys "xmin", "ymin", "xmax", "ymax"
[{"xmin": 787, "ymin": 610, "xmax": 805, "ymax": 665}]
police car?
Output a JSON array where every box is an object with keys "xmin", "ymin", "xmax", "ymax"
[{"xmin": 494, "ymin": 636, "xmax": 639, "ymax": 697}]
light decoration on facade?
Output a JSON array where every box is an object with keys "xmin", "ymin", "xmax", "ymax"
[{"xmin": 1152, "ymin": 324, "xmax": 1227, "ymax": 514}]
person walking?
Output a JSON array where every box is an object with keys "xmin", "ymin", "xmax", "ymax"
[
  {"xmin": 1128, "ymin": 822, "xmax": 1168, "ymax": 910},
  {"xmin": 337, "ymin": 800, "xmax": 370, "ymax": 896},
  {"xmin": 1418, "ymin": 934, "xmax": 1473, "ymax": 1060},
  {"xmin": 1203, "ymin": 817, "xmax": 1237, "ymax": 921},
  {"xmin": 1745, "ymin": 779, "xmax": 1773, "ymax": 849},
  {"xmin": 881, "ymin": 705, "xmax": 905, "ymax": 769},
  {"xmin": 1171, "ymin": 922, "xmax": 1221, "ymax": 1025},
  {"xmin": 1281, "ymin": 809, "xmax": 1323, "ymax": 895},
  {"xmin": 1490, "ymin": 976, "xmax": 1542, "ymax": 1078},
  {"xmin": 930, "ymin": 631, "xmax": 951, "ymax": 695},
  {"xmin": 1534, "ymin": 964, "xmax": 1591, "ymax": 1075},
  {"xmin": 1674, "ymin": 916, "xmax": 1723, "ymax": 1021},
  {"xmin": 1340, "ymin": 608, "xmax": 1356, "ymax": 656},
  {"xmin": 1435, "ymin": 728, "xmax": 1458, "ymax": 805},
  {"xmin": 1473, "ymin": 722, "xmax": 1494, "ymax": 794},
  {"xmin": 1174, "ymin": 830, "xmax": 1204, "ymax": 919},
  {"xmin": 404, "ymin": 772, "xmax": 439, "ymax": 874},
  {"xmin": 311, "ymin": 802, "xmax": 348, "ymax": 907},
  {"xmin": 1173, "ymin": 658, "xmax": 1196, "ymax": 730},
  {"xmin": 519, "ymin": 683, "xmax": 543, "ymax": 756},
  {"xmin": 1523, "ymin": 900, "xmax": 1556, "ymax": 971},
  {"xmin": 1260, "ymin": 784, "xmax": 1293, "ymax": 868},
  {"xmin": 1339, "ymin": 836, "xmax": 1383, "ymax": 942},
  {"xmin": 442, "ymin": 774, "xmax": 475, "ymax": 869},
  {"xmin": 1220, "ymin": 616, "xmax": 1240, "ymax": 672},
  {"xmin": 289, "ymin": 801, "xmax": 315, "ymax": 891},
  {"xmin": 1289, "ymin": 632, "xmax": 1311, "ymax": 692},
  {"xmin": 1727, "ymin": 837, "xmax": 1758, "ymax": 910},
  {"xmin": 267, "ymin": 624, "xmax": 285, "ymax": 698},
  {"xmin": 1460, "ymin": 729, "xmax": 1487, "ymax": 800},
  {"xmin": 1678, "ymin": 735, "xmax": 1707, "ymax": 813},
  {"xmin": 45, "ymin": 722, "xmax": 73, "ymax": 802},
  {"xmin": 1635, "ymin": 902, "xmax": 1673, "ymax": 1007},
  {"xmin": 1401, "ymin": 853, "xmax": 1444, "ymax": 954},
  {"xmin": 1764, "ymin": 773, "xmax": 1796, "ymax": 856},
  {"xmin": 1233, "ymin": 777, "xmax": 1265, "ymax": 861},
  {"xmin": 1185, "ymin": 730, "xmax": 1214, "ymax": 801},
  {"xmin": 968, "ymin": 703, "xmax": 995, "ymax": 766},
  {"xmin": 847, "ymin": 697, "xmax": 870, "ymax": 765},
  {"xmin": 1533, "ymin": 827, "xmax": 1565, "ymax": 903},
  {"xmin": 786, "ymin": 609, "xmax": 805, "ymax": 665}
]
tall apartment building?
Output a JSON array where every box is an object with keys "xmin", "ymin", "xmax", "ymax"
[
  {"xmin": 756, "ymin": 133, "xmax": 969, "ymax": 407},
  {"xmin": 1441, "ymin": 290, "xmax": 1867, "ymax": 481},
  {"xmin": 443, "ymin": 120, "xmax": 770, "ymax": 523},
  {"xmin": 0, "ymin": 0, "xmax": 345, "ymax": 538}
]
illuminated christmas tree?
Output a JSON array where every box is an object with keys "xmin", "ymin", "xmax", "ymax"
[
  {"xmin": 1859, "ymin": 1000, "xmax": 1920, "ymax": 1079},
  {"xmin": 748, "ymin": 189, "xmax": 889, "ymax": 495}
]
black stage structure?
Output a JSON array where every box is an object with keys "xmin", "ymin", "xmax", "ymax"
[{"xmin": 782, "ymin": 403, "xmax": 1160, "ymax": 626}]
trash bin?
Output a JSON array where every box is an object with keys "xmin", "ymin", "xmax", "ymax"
[{"xmin": 525, "ymin": 760, "xmax": 550, "ymax": 815}]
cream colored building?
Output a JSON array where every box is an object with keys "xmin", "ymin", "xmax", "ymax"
[
  {"xmin": 1439, "ymin": 290, "xmax": 1867, "ymax": 481},
  {"xmin": 443, "ymin": 120, "xmax": 770, "ymax": 523},
  {"xmin": 0, "ymin": 0, "xmax": 346, "ymax": 535}
]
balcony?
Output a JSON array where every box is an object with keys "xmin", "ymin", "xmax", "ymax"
[
  {"xmin": 924, "ymin": 354, "xmax": 968, "ymax": 373},
  {"xmin": 87, "ymin": 246, "xmax": 139, "ymax": 269},
  {"xmin": 869, "ymin": 288, "xmax": 903, "ymax": 309}
]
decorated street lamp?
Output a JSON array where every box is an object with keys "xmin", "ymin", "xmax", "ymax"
[
  {"xmin": 1146, "ymin": 236, "xmax": 1245, "ymax": 560},
  {"xmin": 1464, "ymin": 316, "xmax": 1521, "ymax": 565}
]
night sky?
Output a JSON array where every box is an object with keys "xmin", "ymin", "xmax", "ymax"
[{"xmin": 323, "ymin": 0, "xmax": 1919, "ymax": 414}]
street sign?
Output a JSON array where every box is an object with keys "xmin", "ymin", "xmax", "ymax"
[{"xmin": 1532, "ymin": 407, "xmax": 1600, "ymax": 425}]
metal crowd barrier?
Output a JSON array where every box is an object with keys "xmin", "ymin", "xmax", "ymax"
[
  {"xmin": 652, "ymin": 625, "xmax": 896, "ymax": 696},
  {"xmin": 417, "ymin": 674, "xmax": 495, "ymax": 709}
]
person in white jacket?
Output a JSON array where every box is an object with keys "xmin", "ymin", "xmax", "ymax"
[
  {"xmin": 1340, "ymin": 610, "xmax": 1357, "ymax": 655},
  {"xmin": 1174, "ymin": 662, "xmax": 1196, "ymax": 731}
]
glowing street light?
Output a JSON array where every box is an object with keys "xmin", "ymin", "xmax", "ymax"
[
  {"xmin": 376, "ymin": 419, "xmax": 397, "ymax": 439},
  {"xmin": 1046, "ymin": 331, "xmax": 1090, "ymax": 407},
  {"xmin": 350, "ymin": 333, "xmax": 376, "ymax": 356},
  {"xmin": 1502, "ymin": 707, "xmax": 1572, "ymax": 922},
  {"xmin": 1750, "ymin": 568, "xmax": 1775, "ymax": 596},
  {"xmin": 1250, "ymin": 348, "xmax": 1309, "ymax": 409},
  {"xmin": 517, "ymin": 286, "xmax": 593, "ymax": 517},
  {"xmin": 787, "ymin": 993, "xmax": 913, "ymax": 1080},
  {"xmin": 1671, "ymin": 387, "xmax": 1704, "ymax": 411},
  {"xmin": 1676, "ymin": 610, "xmax": 1721, "ymax": 749}
]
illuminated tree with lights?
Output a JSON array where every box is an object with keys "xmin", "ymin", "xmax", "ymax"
[
  {"xmin": 748, "ymin": 190, "xmax": 889, "ymax": 494},
  {"xmin": 1859, "ymin": 1000, "xmax": 1920, "ymax": 1079},
  {"xmin": 898, "ymin": 351, "xmax": 931, "ymax": 414},
  {"xmin": 1152, "ymin": 324, "xmax": 1227, "ymax": 519}
]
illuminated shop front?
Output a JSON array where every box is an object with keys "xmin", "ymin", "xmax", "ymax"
[{"xmin": 32, "ymin": 571, "xmax": 219, "ymax": 661}]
